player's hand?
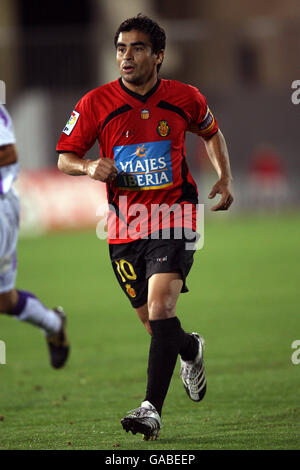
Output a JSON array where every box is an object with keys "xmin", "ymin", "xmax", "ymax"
[
  {"xmin": 86, "ymin": 158, "xmax": 118, "ymax": 183},
  {"xmin": 208, "ymin": 177, "xmax": 234, "ymax": 211}
]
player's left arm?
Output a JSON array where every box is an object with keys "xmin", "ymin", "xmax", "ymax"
[
  {"xmin": 187, "ymin": 86, "xmax": 234, "ymax": 211},
  {"xmin": 0, "ymin": 144, "xmax": 18, "ymax": 167},
  {"xmin": 204, "ymin": 129, "xmax": 234, "ymax": 211}
]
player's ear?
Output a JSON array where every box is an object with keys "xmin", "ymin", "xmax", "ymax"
[{"xmin": 156, "ymin": 49, "xmax": 164, "ymax": 66}]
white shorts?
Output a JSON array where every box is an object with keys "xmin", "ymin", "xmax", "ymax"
[{"xmin": 0, "ymin": 189, "xmax": 19, "ymax": 293}]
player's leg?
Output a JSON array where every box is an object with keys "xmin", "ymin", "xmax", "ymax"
[
  {"xmin": 148, "ymin": 272, "xmax": 182, "ymax": 320},
  {"xmin": 0, "ymin": 286, "xmax": 70, "ymax": 369},
  {"xmin": 135, "ymin": 303, "xmax": 151, "ymax": 334},
  {"xmin": 110, "ymin": 243, "xmax": 163, "ymax": 439},
  {"xmin": 143, "ymin": 272, "xmax": 199, "ymax": 416},
  {"xmin": 109, "ymin": 240, "xmax": 149, "ymax": 313},
  {"xmin": 179, "ymin": 332, "xmax": 207, "ymax": 402},
  {"xmin": 1, "ymin": 287, "xmax": 60, "ymax": 334},
  {"xmin": 122, "ymin": 237, "xmax": 202, "ymax": 439},
  {"xmin": 0, "ymin": 289, "xmax": 18, "ymax": 311},
  {"xmin": 148, "ymin": 241, "xmax": 206, "ymax": 403},
  {"xmin": 122, "ymin": 271, "xmax": 198, "ymax": 439},
  {"xmin": 0, "ymin": 195, "xmax": 69, "ymax": 368},
  {"xmin": 114, "ymin": 238, "xmax": 203, "ymax": 438}
]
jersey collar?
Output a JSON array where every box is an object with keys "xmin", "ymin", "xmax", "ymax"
[{"xmin": 118, "ymin": 77, "xmax": 161, "ymax": 103}]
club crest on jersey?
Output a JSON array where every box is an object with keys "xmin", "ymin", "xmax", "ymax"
[
  {"xmin": 113, "ymin": 140, "xmax": 173, "ymax": 191},
  {"xmin": 141, "ymin": 109, "xmax": 150, "ymax": 120},
  {"xmin": 63, "ymin": 110, "xmax": 80, "ymax": 135},
  {"xmin": 157, "ymin": 120, "xmax": 170, "ymax": 137},
  {"xmin": 125, "ymin": 284, "xmax": 136, "ymax": 298}
]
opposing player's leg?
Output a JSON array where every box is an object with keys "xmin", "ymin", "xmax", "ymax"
[
  {"xmin": 0, "ymin": 288, "xmax": 70, "ymax": 368},
  {"xmin": 0, "ymin": 192, "xmax": 69, "ymax": 368}
]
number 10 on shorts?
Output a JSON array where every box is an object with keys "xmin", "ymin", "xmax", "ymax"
[{"xmin": 114, "ymin": 259, "xmax": 137, "ymax": 283}]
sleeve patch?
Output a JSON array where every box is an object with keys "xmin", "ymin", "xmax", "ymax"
[
  {"xmin": 63, "ymin": 110, "xmax": 80, "ymax": 136},
  {"xmin": 198, "ymin": 108, "xmax": 215, "ymax": 135}
]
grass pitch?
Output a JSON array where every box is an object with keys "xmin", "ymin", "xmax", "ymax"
[{"xmin": 0, "ymin": 212, "xmax": 299, "ymax": 450}]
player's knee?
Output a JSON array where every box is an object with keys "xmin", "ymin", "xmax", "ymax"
[
  {"xmin": 0, "ymin": 290, "xmax": 18, "ymax": 314},
  {"xmin": 148, "ymin": 295, "xmax": 176, "ymax": 320}
]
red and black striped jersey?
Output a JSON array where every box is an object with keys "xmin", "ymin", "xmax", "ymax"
[{"xmin": 57, "ymin": 78, "xmax": 218, "ymax": 243}]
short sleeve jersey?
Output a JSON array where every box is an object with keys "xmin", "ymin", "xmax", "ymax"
[
  {"xmin": 0, "ymin": 105, "xmax": 18, "ymax": 195},
  {"xmin": 57, "ymin": 78, "xmax": 218, "ymax": 243}
]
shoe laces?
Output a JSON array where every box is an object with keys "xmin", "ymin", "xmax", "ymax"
[{"xmin": 128, "ymin": 407, "xmax": 148, "ymax": 417}]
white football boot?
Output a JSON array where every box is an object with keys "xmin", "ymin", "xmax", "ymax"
[
  {"xmin": 121, "ymin": 400, "xmax": 161, "ymax": 440},
  {"xmin": 180, "ymin": 333, "xmax": 207, "ymax": 402}
]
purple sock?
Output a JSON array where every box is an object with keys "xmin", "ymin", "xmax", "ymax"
[
  {"xmin": 9, "ymin": 290, "xmax": 61, "ymax": 335},
  {"xmin": 10, "ymin": 290, "xmax": 36, "ymax": 316}
]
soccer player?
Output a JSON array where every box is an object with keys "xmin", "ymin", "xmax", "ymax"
[
  {"xmin": 57, "ymin": 14, "xmax": 233, "ymax": 440},
  {"xmin": 0, "ymin": 104, "xmax": 69, "ymax": 368}
]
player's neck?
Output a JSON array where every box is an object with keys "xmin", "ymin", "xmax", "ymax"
[{"xmin": 121, "ymin": 75, "xmax": 159, "ymax": 96}]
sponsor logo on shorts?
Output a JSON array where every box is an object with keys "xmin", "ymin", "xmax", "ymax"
[{"xmin": 156, "ymin": 256, "xmax": 168, "ymax": 263}]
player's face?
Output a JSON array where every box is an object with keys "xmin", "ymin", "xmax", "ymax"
[{"xmin": 116, "ymin": 30, "xmax": 163, "ymax": 88}]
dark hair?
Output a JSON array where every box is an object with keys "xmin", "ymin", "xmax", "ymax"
[{"xmin": 114, "ymin": 14, "xmax": 166, "ymax": 72}]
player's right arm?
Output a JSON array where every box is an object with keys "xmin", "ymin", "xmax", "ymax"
[
  {"xmin": 57, "ymin": 94, "xmax": 118, "ymax": 183},
  {"xmin": 58, "ymin": 152, "xmax": 118, "ymax": 183}
]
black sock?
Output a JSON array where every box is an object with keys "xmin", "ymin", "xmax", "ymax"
[
  {"xmin": 179, "ymin": 329, "xmax": 198, "ymax": 361},
  {"xmin": 144, "ymin": 316, "xmax": 197, "ymax": 416}
]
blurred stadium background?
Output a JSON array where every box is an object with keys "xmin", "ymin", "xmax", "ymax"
[{"xmin": 1, "ymin": 0, "xmax": 299, "ymax": 232}]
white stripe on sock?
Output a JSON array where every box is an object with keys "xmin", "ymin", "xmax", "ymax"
[{"xmin": 17, "ymin": 297, "xmax": 61, "ymax": 335}]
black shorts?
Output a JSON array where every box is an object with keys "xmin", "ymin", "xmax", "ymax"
[{"xmin": 109, "ymin": 233, "xmax": 197, "ymax": 308}]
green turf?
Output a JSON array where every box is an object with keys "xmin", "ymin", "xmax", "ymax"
[{"xmin": 0, "ymin": 212, "xmax": 299, "ymax": 450}]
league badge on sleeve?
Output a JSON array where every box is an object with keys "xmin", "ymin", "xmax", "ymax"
[{"xmin": 63, "ymin": 110, "xmax": 80, "ymax": 135}]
